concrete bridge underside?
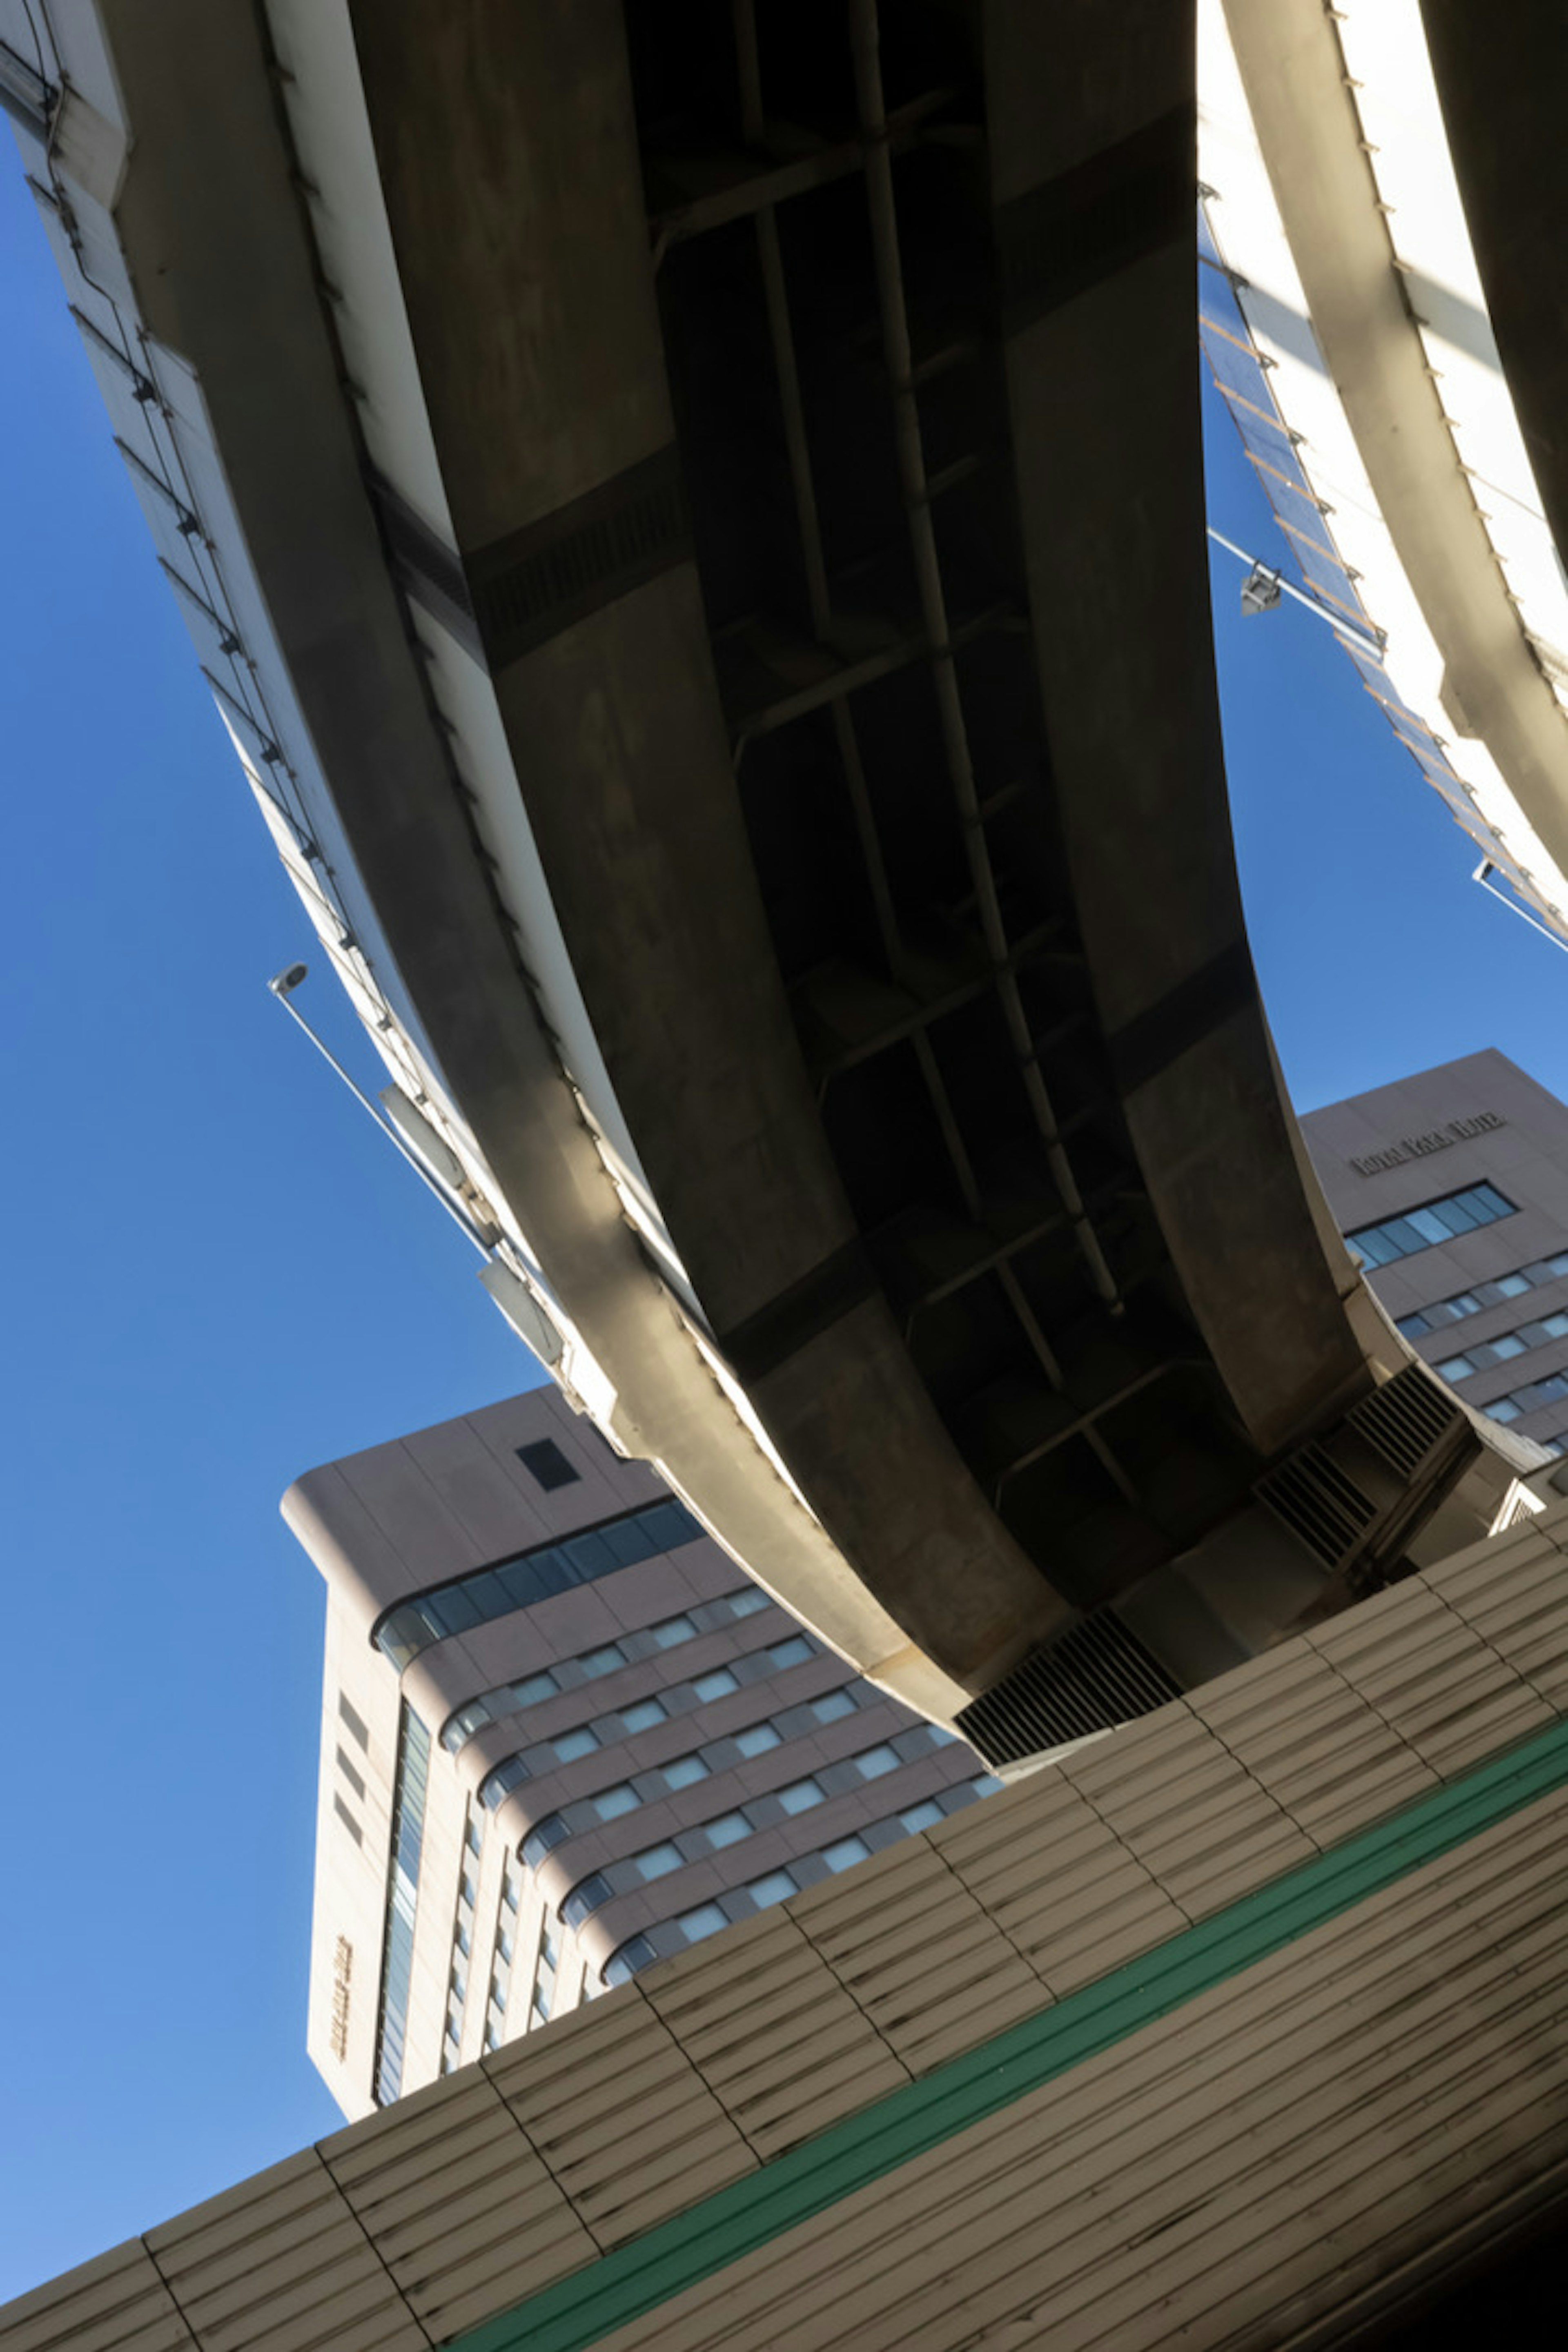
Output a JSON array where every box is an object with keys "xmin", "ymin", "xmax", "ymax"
[{"xmin": 71, "ymin": 0, "xmax": 1503, "ymax": 1725}]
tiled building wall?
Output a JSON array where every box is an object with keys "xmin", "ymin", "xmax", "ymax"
[{"xmin": 14, "ymin": 1503, "xmax": 1568, "ymax": 2352}]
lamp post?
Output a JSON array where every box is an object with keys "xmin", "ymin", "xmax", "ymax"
[{"xmin": 266, "ymin": 962, "xmax": 492, "ymax": 1257}]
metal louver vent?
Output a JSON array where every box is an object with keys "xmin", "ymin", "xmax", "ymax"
[
  {"xmin": 1348, "ymin": 1361, "xmax": 1463, "ymax": 1479},
  {"xmin": 956, "ymin": 1610, "xmax": 1181, "ymax": 1768},
  {"xmin": 1254, "ymin": 1442, "xmax": 1376, "ymax": 1570}
]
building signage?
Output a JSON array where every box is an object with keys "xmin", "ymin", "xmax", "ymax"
[
  {"xmin": 330, "ymin": 1935, "xmax": 354, "ymax": 2060},
  {"xmin": 1350, "ymin": 1111, "xmax": 1504, "ymax": 1178}
]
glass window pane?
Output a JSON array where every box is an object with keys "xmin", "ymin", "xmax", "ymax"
[
  {"xmin": 1487, "ymin": 1399, "xmax": 1522, "ymax": 1423},
  {"xmin": 746, "ymin": 1870, "xmax": 797, "ymax": 1907},
  {"xmin": 563, "ymin": 1874, "xmax": 611, "ymax": 1926},
  {"xmin": 512, "ymin": 1672, "xmax": 558, "ymax": 1709},
  {"xmin": 1497, "ymin": 1273, "xmax": 1533, "ymax": 1297},
  {"xmin": 495, "ymin": 1558, "xmax": 544, "ymax": 1609},
  {"xmin": 730, "ymin": 1586, "xmax": 770, "ymax": 1617},
  {"xmin": 811, "ymin": 1689, "xmax": 856, "ymax": 1724},
  {"xmin": 855, "ymin": 1744, "xmax": 902, "ymax": 1779},
  {"xmin": 664, "ymin": 1755, "xmax": 709, "ymax": 1789},
  {"xmin": 564, "ymin": 1531, "xmax": 614, "ymax": 1579},
  {"xmin": 822, "ymin": 1836, "xmax": 871, "ymax": 1873},
  {"xmin": 635, "ymin": 1843, "xmax": 685, "ymax": 1880},
  {"xmin": 900, "ymin": 1799, "xmax": 944, "ymax": 1832},
  {"xmin": 677, "ymin": 1902, "xmax": 729, "ymax": 1942},
  {"xmin": 1410, "ymin": 1206, "xmax": 1459, "ymax": 1242},
  {"xmin": 1436, "ymin": 1356, "xmax": 1474, "ymax": 1380},
  {"xmin": 1395, "ymin": 1313, "xmax": 1429, "ymax": 1340},
  {"xmin": 1493, "ymin": 1334, "xmax": 1528, "ymax": 1359},
  {"xmin": 425, "ymin": 1584, "xmax": 483, "ymax": 1637},
  {"xmin": 620, "ymin": 1699, "xmax": 666, "ymax": 1733},
  {"xmin": 776, "ymin": 1779, "xmax": 823, "ymax": 1814},
  {"xmin": 650, "ymin": 1615, "xmax": 697, "ymax": 1648},
  {"xmin": 553, "ymin": 1727, "xmax": 598, "ymax": 1763},
  {"xmin": 1545, "ymin": 1315, "xmax": 1568, "ymax": 1339},
  {"xmin": 579, "ymin": 1646, "xmax": 624, "ymax": 1678},
  {"xmin": 735, "ymin": 1724, "xmax": 782, "ymax": 1757},
  {"xmin": 593, "ymin": 1784, "xmax": 639, "ymax": 1820},
  {"xmin": 771, "ymin": 1637, "xmax": 813, "ymax": 1669},
  {"xmin": 705, "ymin": 1812, "xmax": 752, "ymax": 1848},
  {"xmin": 693, "ymin": 1668, "xmax": 739, "ymax": 1701},
  {"xmin": 458, "ymin": 1570, "xmax": 514, "ymax": 1623}
]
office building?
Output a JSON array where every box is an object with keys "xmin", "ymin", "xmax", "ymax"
[
  {"xmin": 296, "ymin": 1386, "xmax": 993, "ymax": 2120},
  {"xmin": 1303, "ymin": 1050, "xmax": 1568, "ymax": 1463}
]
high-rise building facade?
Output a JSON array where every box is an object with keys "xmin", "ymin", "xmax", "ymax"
[
  {"xmin": 294, "ymin": 1388, "xmax": 994, "ymax": 2119},
  {"xmin": 1303, "ymin": 1050, "xmax": 1568, "ymax": 1464}
]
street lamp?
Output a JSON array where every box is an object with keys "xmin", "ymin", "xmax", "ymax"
[{"xmin": 265, "ymin": 961, "xmax": 492, "ymax": 1256}]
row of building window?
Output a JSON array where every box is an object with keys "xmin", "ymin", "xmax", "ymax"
[
  {"xmin": 442, "ymin": 1584, "xmax": 780, "ymax": 1752},
  {"xmin": 441, "ymin": 1797, "xmax": 485, "ymax": 2062},
  {"xmin": 1346, "ymin": 1182, "xmax": 1515, "ymax": 1270},
  {"xmin": 560, "ymin": 1760, "xmax": 1000, "ymax": 1930},
  {"xmin": 521, "ymin": 1723, "xmax": 956, "ymax": 1870},
  {"xmin": 1434, "ymin": 1311, "xmax": 1568, "ymax": 1383},
  {"xmin": 374, "ymin": 1496, "xmax": 704, "ymax": 1669},
  {"xmin": 370, "ymin": 1705, "xmax": 432, "ymax": 2107},
  {"xmin": 1481, "ymin": 1376, "xmax": 1568, "ymax": 1425},
  {"xmin": 601, "ymin": 1775, "xmax": 1002, "ymax": 1983},
  {"xmin": 1395, "ymin": 1249, "xmax": 1568, "ymax": 1338},
  {"xmin": 477, "ymin": 1648, "xmax": 865, "ymax": 1814}
]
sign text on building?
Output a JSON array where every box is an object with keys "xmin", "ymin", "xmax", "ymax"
[{"xmin": 1350, "ymin": 1111, "xmax": 1504, "ymax": 1178}]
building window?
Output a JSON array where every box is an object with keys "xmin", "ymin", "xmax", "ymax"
[
  {"xmin": 810, "ymin": 1689, "xmax": 857, "ymax": 1724},
  {"xmin": 899, "ymin": 1799, "xmax": 944, "ymax": 1833},
  {"xmin": 1346, "ymin": 1182, "xmax": 1515, "ymax": 1269},
  {"xmin": 553, "ymin": 1727, "xmax": 598, "ymax": 1763},
  {"xmin": 370, "ymin": 1705, "xmax": 432, "ymax": 2107},
  {"xmin": 693, "ymin": 1668, "xmax": 739, "ymax": 1702},
  {"xmin": 775, "ymin": 1780, "xmax": 823, "ymax": 1814},
  {"xmin": 746, "ymin": 1870, "xmax": 797, "ymax": 1907},
  {"xmin": 731, "ymin": 1587, "xmax": 770, "ymax": 1617},
  {"xmin": 664, "ymin": 1755, "xmax": 709, "ymax": 1789},
  {"xmin": 634, "ymin": 1843, "xmax": 685, "ymax": 1881},
  {"xmin": 592, "ymin": 1784, "xmax": 640, "ymax": 1821},
  {"xmin": 603, "ymin": 1933, "xmax": 658, "ymax": 1985},
  {"xmin": 649, "ymin": 1613, "xmax": 698, "ymax": 1648},
  {"xmin": 441, "ymin": 1584, "xmax": 795, "ymax": 1751},
  {"xmin": 735, "ymin": 1724, "xmax": 781, "ymax": 1757},
  {"xmin": 676, "ymin": 1902, "xmax": 729, "ymax": 1944},
  {"xmin": 705, "ymin": 1812, "xmax": 751, "ymax": 1848},
  {"xmin": 822, "ymin": 1835, "xmax": 871, "ymax": 1872},
  {"xmin": 853, "ymin": 1744, "xmax": 901, "ymax": 1780},
  {"xmin": 563, "ymin": 1873, "xmax": 612, "ymax": 1926},
  {"xmin": 516, "ymin": 1438, "xmax": 580, "ymax": 1491},
  {"xmin": 770, "ymin": 1636, "xmax": 814, "ymax": 1670},
  {"xmin": 374, "ymin": 1495, "xmax": 703, "ymax": 1669}
]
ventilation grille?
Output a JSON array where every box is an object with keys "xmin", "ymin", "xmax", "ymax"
[
  {"xmin": 1254, "ymin": 1441, "xmax": 1376, "ymax": 1570},
  {"xmin": 1348, "ymin": 1361, "xmax": 1463, "ymax": 1479},
  {"xmin": 956, "ymin": 1610, "xmax": 1181, "ymax": 1767}
]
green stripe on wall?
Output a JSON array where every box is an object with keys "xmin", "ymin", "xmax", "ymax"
[{"xmin": 454, "ymin": 1715, "xmax": 1568, "ymax": 2352}]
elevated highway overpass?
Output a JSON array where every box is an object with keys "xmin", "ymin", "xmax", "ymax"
[{"xmin": 0, "ymin": 0, "xmax": 1544, "ymax": 1744}]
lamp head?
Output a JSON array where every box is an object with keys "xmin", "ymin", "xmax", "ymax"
[{"xmin": 268, "ymin": 961, "xmax": 309, "ymax": 999}]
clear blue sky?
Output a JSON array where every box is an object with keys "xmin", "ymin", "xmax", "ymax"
[{"xmin": 3, "ymin": 148, "xmax": 1567, "ymax": 2304}]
